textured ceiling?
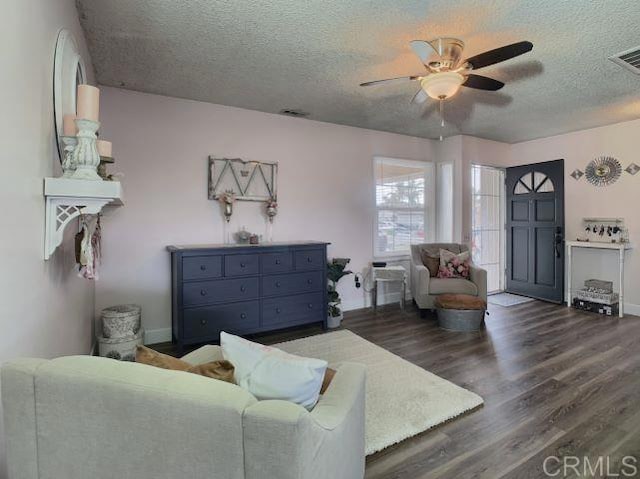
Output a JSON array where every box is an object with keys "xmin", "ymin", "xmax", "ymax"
[{"xmin": 76, "ymin": 0, "xmax": 640, "ymax": 143}]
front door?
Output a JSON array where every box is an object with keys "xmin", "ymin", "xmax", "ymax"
[{"xmin": 506, "ymin": 159, "xmax": 564, "ymax": 303}]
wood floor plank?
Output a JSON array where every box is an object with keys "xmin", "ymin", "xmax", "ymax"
[{"xmin": 151, "ymin": 300, "xmax": 640, "ymax": 478}]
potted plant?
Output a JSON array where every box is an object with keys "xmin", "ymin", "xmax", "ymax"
[{"xmin": 327, "ymin": 258, "xmax": 352, "ymax": 328}]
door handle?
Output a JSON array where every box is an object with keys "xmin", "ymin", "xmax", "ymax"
[{"xmin": 554, "ymin": 227, "xmax": 563, "ymax": 259}]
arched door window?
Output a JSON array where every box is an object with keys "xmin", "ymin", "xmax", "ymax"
[{"xmin": 514, "ymin": 171, "xmax": 554, "ymax": 194}]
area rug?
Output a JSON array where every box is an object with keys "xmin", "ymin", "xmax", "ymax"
[
  {"xmin": 488, "ymin": 292, "xmax": 535, "ymax": 307},
  {"xmin": 275, "ymin": 330, "xmax": 483, "ymax": 455}
]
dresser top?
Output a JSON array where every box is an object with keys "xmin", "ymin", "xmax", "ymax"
[{"xmin": 167, "ymin": 241, "xmax": 329, "ymax": 252}]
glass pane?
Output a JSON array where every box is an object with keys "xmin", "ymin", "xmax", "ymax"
[
  {"xmin": 533, "ymin": 172, "xmax": 546, "ymax": 190},
  {"xmin": 537, "ymin": 177, "xmax": 554, "ymax": 192},
  {"xmin": 514, "ymin": 181, "xmax": 528, "ymax": 194},
  {"xmin": 520, "ymin": 172, "xmax": 533, "ymax": 189},
  {"xmin": 376, "ymin": 209, "xmax": 424, "ymax": 254}
]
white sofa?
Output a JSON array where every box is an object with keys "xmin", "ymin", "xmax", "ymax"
[
  {"xmin": 1, "ymin": 345, "xmax": 366, "ymax": 479},
  {"xmin": 410, "ymin": 243, "xmax": 487, "ymax": 312}
]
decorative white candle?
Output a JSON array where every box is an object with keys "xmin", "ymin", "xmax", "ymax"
[
  {"xmin": 77, "ymin": 85, "xmax": 100, "ymax": 121},
  {"xmin": 62, "ymin": 114, "xmax": 77, "ymax": 135},
  {"xmin": 97, "ymin": 140, "xmax": 112, "ymax": 157}
]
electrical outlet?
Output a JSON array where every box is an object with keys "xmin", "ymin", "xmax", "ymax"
[{"xmin": 354, "ymin": 274, "xmax": 361, "ymax": 289}]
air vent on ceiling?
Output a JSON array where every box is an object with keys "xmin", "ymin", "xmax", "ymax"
[
  {"xmin": 279, "ymin": 109, "xmax": 309, "ymax": 118},
  {"xmin": 609, "ymin": 46, "xmax": 640, "ymax": 74}
]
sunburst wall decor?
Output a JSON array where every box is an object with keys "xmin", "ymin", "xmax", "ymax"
[{"xmin": 584, "ymin": 156, "xmax": 622, "ymax": 187}]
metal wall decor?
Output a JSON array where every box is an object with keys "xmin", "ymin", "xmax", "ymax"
[
  {"xmin": 570, "ymin": 169, "xmax": 584, "ymax": 181},
  {"xmin": 625, "ymin": 162, "xmax": 640, "ymax": 175},
  {"xmin": 208, "ymin": 157, "xmax": 277, "ymax": 202},
  {"xmin": 584, "ymin": 156, "xmax": 622, "ymax": 187}
]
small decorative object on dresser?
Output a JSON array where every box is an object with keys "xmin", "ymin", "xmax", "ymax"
[{"xmin": 167, "ymin": 241, "xmax": 329, "ymax": 353}]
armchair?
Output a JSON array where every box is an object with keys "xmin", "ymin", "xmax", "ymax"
[{"xmin": 410, "ymin": 243, "xmax": 487, "ymax": 313}]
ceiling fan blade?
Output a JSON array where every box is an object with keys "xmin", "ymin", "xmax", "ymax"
[
  {"xmin": 359, "ymin": 76, "xmax": 419, "ymax": 87},
  {"xmin": 465, "ymin": 41, "xmax": 533, "ymax": 70},
  {"xmin": 411, "ymin": 89, "xmax": 428, "ymax": 104},
  {"xmin": 463, "ymin": 74, "xmax": 505, "ymax": 91},
  {"xmin": 410, "ymin": 40, "xmax": 439, "ymax": 65}
]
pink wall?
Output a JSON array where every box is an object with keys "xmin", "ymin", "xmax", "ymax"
[
  {"xmin": 97, "ymin": 88, "xmax": 437, "ymax": 340},
  {"xmin": 508, "ymin": 120, "xmax": 640, "ymax": 311},
  {"xmin": 0, "ymin": 0, "xmax": 95, "ymax": 473}
]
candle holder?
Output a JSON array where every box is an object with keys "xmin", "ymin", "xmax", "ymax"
[
  {"xmin": 60, "ymin": 135, "xmax": 78, "ymax": 178},
  {"xmin": 71, "ymin": 118, "xmax": 102, "ymax": 181}
]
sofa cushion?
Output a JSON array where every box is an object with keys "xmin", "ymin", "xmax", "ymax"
[
  {"xmin": 221, "ymin": 332, "xmax": 328, "ymax": 410},
  {"xmin": 428, "ymin": 278, "xmax": 478, "ymax": 296},
  {"xmin": 135, "ymin": 345, "xmax": 235, "ymax": 383},
  {"xmin": 420, "ymin": 249, "xmax": 440, "ymax": 277}
]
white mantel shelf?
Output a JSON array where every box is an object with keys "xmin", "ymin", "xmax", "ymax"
[
  {"xmin": 566, "ymin": 240, "xmax": 633, "ymax": 318},
  {"xmin": 44, "ymin": 177, "xmax": 124, "ymax": 260}
]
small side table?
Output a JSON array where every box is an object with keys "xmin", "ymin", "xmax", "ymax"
[{"xmin": 372, "ymin": 265, "xmax": 407, "ymax": 310}]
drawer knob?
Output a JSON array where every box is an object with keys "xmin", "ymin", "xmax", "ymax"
[
  {"xmin": 200, "ymin": 319, "xmax": 207, "ymax": 326},
  {"xmin": 240, "ymin": 285, "xmax": 246, "ymax": 292},
  {"xmin": 307, "ymin": 257, "xmax": 313, "ymax": 262},
  {"xmin": 240, "ymin": 313, "xmax": 247, "ymax": 319},
  {"xmin": 240, "ymin": 263, "xmax": 246, "ymax": 268},
  {"xmin": 276, "ymin": 281, "xmax": 281, "ymax": 288},
  {"xmin": 276, "ymin": 308, "xmax": 281, "ymax": 314},
  {"xmin": 308, "ymin": 303, "xmax": 314, "ymax": 309},
  {"xmin": 200, "ymin": 289, "xmax": 207, "ymax": 296},
  {"xmin": 275, "ymin": 259, "xmax": 281, "ymax": 265},
  {"xmin": 200, "ymin": 265, "xmax": 206, "ymax": 271},
  {"xmin": 307, "ymin": 279, "xmax": 313, "ymax": 284}
]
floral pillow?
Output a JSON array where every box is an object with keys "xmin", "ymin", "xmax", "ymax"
[{"xmin": 437, "ymin": 249, "xmax": 471, "ymax": 279}]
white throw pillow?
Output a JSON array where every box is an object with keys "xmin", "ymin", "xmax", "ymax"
[{"xmin": 220, "ymin": 331, "xmax": 328, "ymax": 410}]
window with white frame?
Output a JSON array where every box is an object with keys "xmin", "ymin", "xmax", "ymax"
[
  {"xmin": 374, "ymin": 157, "xmax": 434, "ymax": 257},
  {"xmin": 471, "ymin": 164, "xmax": 505, "ymax": 293}
]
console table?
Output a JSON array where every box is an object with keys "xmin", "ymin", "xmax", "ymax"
[
  {"xmin": 168, "ymin": 242, "xmax": 329, "ymax": 353},
  {"xmin": 566, "ymin": 241, "xmax": 632, "ymax": 318}
]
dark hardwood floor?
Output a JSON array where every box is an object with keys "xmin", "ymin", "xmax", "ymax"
[{"xmin": 152, "ymin": 300, "xmax": 640, "ymax": 478}]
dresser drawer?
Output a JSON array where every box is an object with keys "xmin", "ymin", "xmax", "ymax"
[
  {"xmin": 225, "ymin": 254, "xmax": 260, "ymax": 277},
  {"xmin": 183, "ymin": 301, "xmax": 260, "ymax": 340},
  {"xmin": 262, "ymin": 271, "xmax": 323, "ymax": 297},
  {"xmin": 183, "ymin": 277, "xmax": 259, "ymax": 306},
  {"xmin": 182, "ymin": 256, "xmax": 222, "ymax": 281},
  {"xmin": 294, "ymin": 249, "xmax": 325, "ymax": 271},
  {"xmin": 261, "ymin": 252, "xmax": 294, "ymax": 274},
  {"xmin": 262, "ymin": 292, "xmax": 324, "ymax": 327}
]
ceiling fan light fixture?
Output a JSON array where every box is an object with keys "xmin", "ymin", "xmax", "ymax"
[{"xmin": 420, "ymin": 72, "xmax": 465, "ymax": 100}]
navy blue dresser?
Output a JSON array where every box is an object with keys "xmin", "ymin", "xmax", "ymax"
[{"xmin": 167, "ymin": 242, "xmax": 329, "ymax": 352}]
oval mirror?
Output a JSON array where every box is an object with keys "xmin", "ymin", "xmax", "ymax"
[{"xmin": 53, "ymin": 29, "xmax": 87, "ymax": 163}]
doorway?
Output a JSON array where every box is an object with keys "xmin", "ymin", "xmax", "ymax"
[
  {"xmin": 471, "ymin": 165, "xmax": 506, "ymax": 294},
  {"xmin": 505, "ymin": 159, "xmax": 565, "ymax": 303}
]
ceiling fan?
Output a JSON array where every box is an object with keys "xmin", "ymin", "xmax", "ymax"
[{"xmin": 360, "ymin": 38, "xmax": 533, "ymax": 136}]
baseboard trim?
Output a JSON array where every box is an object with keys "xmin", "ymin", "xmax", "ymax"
[
  {"xmin": 623, "ymin": 302, "xmax": 640, "ymax": 317},
  {"xmin": 144, "ymin": 328, "xmax": 172, "ymax": 345}
]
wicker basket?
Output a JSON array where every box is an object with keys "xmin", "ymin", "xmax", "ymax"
[
  {"xmin": 97, "ymin": 328, "xmax": 144, "ymax": 362},
  {"xmin": 584, "ymin": 279, "xmax": 613, "ymax": 293},
  {"xmin": 101, "ymin": 304, "xmax": 141, "ymax": 339},
  {"xmin": 575, "ymin": 288, "xmax": 619, "ymax": 305}
]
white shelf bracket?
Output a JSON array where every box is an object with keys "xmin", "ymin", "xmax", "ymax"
[{"xmin": 44, "ymin": 196, "xmax": 111, "ymax": 260}]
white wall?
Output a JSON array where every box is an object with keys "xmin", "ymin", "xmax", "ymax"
[
  {"xmin": 97, "ymin": 88, "xmax": 438, "ymax": 341},
  {"xmin": 0, "ymin": 0, "xmax": 96, "ymax": 474}
]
